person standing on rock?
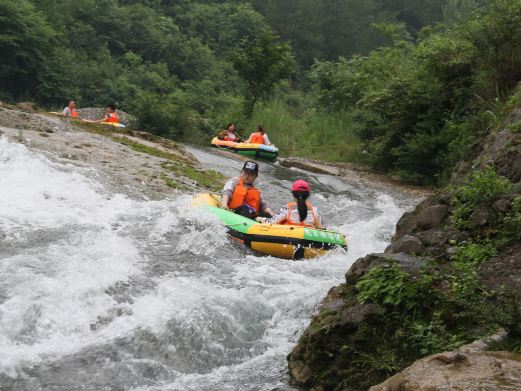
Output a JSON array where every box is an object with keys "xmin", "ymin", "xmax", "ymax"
[
  {"xmin": 221, "ymin": 160, "xmax": 273, "ymax": 219},
  {"xmin": 62, "ymin": 100, "xmax": 79, "ymax": 118}
]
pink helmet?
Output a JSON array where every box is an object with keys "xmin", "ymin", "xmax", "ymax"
[{"xmin": 291, "ymin": 180, "xmax": 310, "ymax": 192}]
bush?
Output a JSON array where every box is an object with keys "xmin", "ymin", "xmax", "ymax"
[
  {"xmin": 128, "ymin": 92, "xmax": 197, "ymax": 138},
  {"xmin": 501, "ymin": 196, "xmax": 521, "ymax": 241},
  {"xmin": 356, "ymin": 263, "xmax": 418, "ymax": 308},
  {"xmin": 451, "ymin": 167, "xmax": 513, "ymax": 229},
  {"xmin": 453, "ymin": 242, "xmax": 497, "ymax": 265},
  {"xmin": 353, "ymin": 247, "xmax": 501, "ymax": 374}
]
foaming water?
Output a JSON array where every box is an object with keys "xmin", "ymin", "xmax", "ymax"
[{"xmin": 0, "ymin": 138, "xmax": 421, "ymax": 390}]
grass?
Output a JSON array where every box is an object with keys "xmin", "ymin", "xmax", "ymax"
[
  {"xmin": 161, "ymin": 162, "xmax": 225, "ymax": 192},
  {"xmin": 65, "ymin": 119, "xmax": 224, "ymax": 191},
  {"xmin": 241, "ymin": 100, "xmax": 367, "ymax": 164},
  {"xmin": 111, "ymin": 135, "xmax": 182, "ymax": 161},
  {"xmin": 161, "ymin": 174, "xmax": 185, "ymax": 190}
]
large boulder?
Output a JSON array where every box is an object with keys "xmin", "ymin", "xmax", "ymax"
[
  {"xmin": 416, "ymin": 204, "xmax": 449, "ymax": 230},
  {"xmin": 369, "ymin": 349, "xmax": 521, "ymax": 391},
  {"xmin": 393, "ymin": 212, "xmax": 418, "ymax": 239},
  {"xmin": 472, "ymin": 204, "xmax": 496, "ymax": 227},
  {"xmin": 479, "ymin": 243, "xmax": 521, "ymax": 293},
  {"xmin": 288, "ymin": 282, "xmax": 387, "ymax": 391},
  {"xmin": 16, "ymin": 102, "xmax": 38, "ymax": 113},
  {"xmin": 345, "ymin": 253, "xmax": 425, "ymax": 285},
  {"xmin": 385, "ymin": 235, "xmax": 425, "ymax": 255},
  {"xmin": 415, "ymin": 226, "xmax": 467, "ymax": 247}
]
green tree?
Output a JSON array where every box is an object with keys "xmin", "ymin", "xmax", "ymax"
[
  {"xmin": 443, "ymin": 0, "xmax": 481, "ymax": 23},
  {"xmin": 0, "ymin": 0, "xmax": 56, "ymax": 99},
  {"xmin": 233, "ymin": 29, "xmax": 295, "ymax": 118}
]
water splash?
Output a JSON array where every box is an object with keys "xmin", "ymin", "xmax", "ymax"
[{"xmin": 0, "ymin": 137, "xmax": 421, "ymax": 389}]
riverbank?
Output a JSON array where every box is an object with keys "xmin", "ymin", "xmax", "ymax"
[
  {"xmin": 288, "ymin": 108, "xmax": 521, "ymax": 390},
  {"xmin": 278, "ymin": 157, "xmax": 432, "ymax": 198},
  {"xmin": 0, "ymin": 105, "xmax": 225, "ymax": 199}
]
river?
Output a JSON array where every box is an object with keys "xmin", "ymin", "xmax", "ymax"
[{"xmin": 0, "ymin": 137, "xmax": 422, "ymax": 390}]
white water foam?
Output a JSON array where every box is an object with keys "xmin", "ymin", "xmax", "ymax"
[{"xmin": 0, "ymin": 137, "xmax": 420, "ymax": 389}]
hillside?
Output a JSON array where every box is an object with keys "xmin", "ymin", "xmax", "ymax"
[{"xmin": 287, "ymin": 107, "xmax": 521, "ymax": 390}]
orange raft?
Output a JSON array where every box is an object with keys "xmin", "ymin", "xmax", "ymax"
[{"xmin": 211, "ymin": 137, "xmax": 278, "ymax": 161}]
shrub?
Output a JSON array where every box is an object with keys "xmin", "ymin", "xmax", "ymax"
[
  {"xmin": 451, "ymin": 167, "xmax": 513, "ymax": 229},
  {"xmin": 128, "ymin": 92, "xmax": 199, "ymax": 139},
  {"xmin": 501, "ymin": 196, "xmax": 521, "ymax": 241},
  {"xmin": 452, "ymin": 242, "xmax": 497, "ymax": 265},
  {"xmin": 356, "ymin": 263, "xmax": 418, "ymax": 308}
]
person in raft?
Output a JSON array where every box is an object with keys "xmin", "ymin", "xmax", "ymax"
[
  {"xmin": 62, "ymin": 100, "xmax": 79, "ymax": 118},
  {"xmin": 217, "ymin": 123, "xmax": 244, "ymax": 142},
  {"xmin": 221, "ymin": 160, "xmax": 273, "ymax": 219},
  {"xmin": 247, "ymin": 125, "xmax": 271, "ymax": 145},
  {"xmin": 88, "ymin": 104, "xmax": 120, "ymax": 123},
  {"xmin": 255, "ymin": 180, "xmax": 324, "ymax": 228}
]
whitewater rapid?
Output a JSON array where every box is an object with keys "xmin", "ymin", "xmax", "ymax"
[{"xmin": 0, "ymin": 137, "xmax": 420, "ymax": 390}]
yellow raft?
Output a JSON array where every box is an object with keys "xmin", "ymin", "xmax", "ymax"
[
  {"xmin": 211, "ymin": 137, "xmax": 278, "ymax": 161},
  {"xmin": 193, "ymin": 194, "xmax": 348, "ymax": 260}
]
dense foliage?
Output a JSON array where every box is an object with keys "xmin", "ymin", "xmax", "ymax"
[
  {"xmin": 0, "ymin": 0, "xmax": 447, "ymax": 140},
  {"xmin": 2, "ymin": 0, "xmax": 521, "ymax": 185},
  {"xmin": 308, "ymin": 0, "xmax": 521, "ymax": 184}
]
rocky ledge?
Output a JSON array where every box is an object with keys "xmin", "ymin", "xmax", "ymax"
[
  {"xmin": 288, "ymin": 109, "xmax": 521, "ymax": 390},
  {"xmin": 370, "ymin": 335, "xmax": 521, "ymax": 391},
  {"xmin": 0, "ymin": 105, "xmax": 225, "ymax": 199}
]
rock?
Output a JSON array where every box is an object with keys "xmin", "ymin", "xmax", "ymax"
[
  {"xmin": 445, "ymin": 246, "xmax": 459, "ymax": 257},
  {"xmin": 385, "ymin": 235, "xmax": 425, "ymax": 254},
  {"xmin": 416, "ymin": 204, "xmax": 449, "ymax": 230},
  {"xmin": 497, "ymin": 146, "xmax": 521, "ymax": 183},
  {"xmin": 479, "ymin": 243, "xmax": 521, "ymax": 293},
  {"xmin": 492, "ymin": 197, "xmax": 512, "ymax": 213},
  {"xmin": 287, "ymin": 283, "xmax": 387, "ymax": 391},
  {"xmin": 286, "ymin": 106, "xmax": 521, "ymax": 391},
  {"xmin": 16, "ymin": 102, "xmax": 38, "ymax": 113},
  {"xmin": 278, "ymin": 157, "xmax": 342, "ymax": 175},
  {"xmin": 336, "ymin": 303, "xmax": 386, "ymax": 329},
  {"xmin": 473, "ymin": 204, "xmax": 496, "ymax": 227},
  {"xmin": 393, "ymin": 212, "xmax": 418, "ymax": 239},
  {"xmin": 345, "ymin": 253, "xmax": 425, "ymax": 285},
  {"xmin": 369, "ymin": 350, "xmax": 521, "ymax": 391},
  {"xmin": 416, "ymin": 226, "xmax": 467, "ymax": 247}
]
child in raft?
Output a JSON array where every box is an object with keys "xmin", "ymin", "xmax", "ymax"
[
  {"xmin": 256, "ymin": 180, "xmax": 324, "ymax": 228},
  {"xmin": 247, "ymin": 125, "xmax": 271, "ymax": 145}
]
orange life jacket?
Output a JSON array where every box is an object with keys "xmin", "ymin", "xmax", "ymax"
[
  {"xmin": 107, "ymin": 112, "xmax": 119, "ymax": 123},
  {"xmin": 70, "ymin": 110, "xmax": 78, "ymax": 118},
  {"xmin": 285, "ymin": 201, "xmax": 318, "ymax": 227},
  {"xmin": 249, "ymin": 132, "xmax": 265, "ymax": 144},
  {"xmin": 223, "ymin": 131, "xmax": 238, "ymax": 142},
  {"xmin": 229, "ymin": 178, "xmax": 261, "ymax": 213}
]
